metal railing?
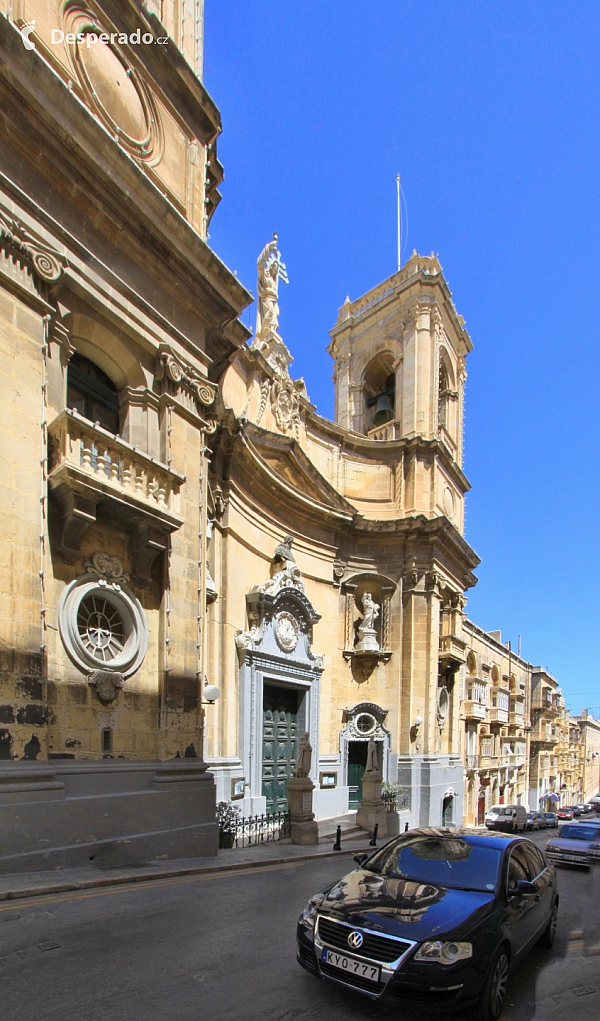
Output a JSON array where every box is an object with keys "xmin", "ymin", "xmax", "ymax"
[
  {"xmin": 381, "ymin": 788, "xmax": 411, "ymax": 812},
  {"xmin": 218, "ymin": 810, "xmax": 291, "ymax": 849}
]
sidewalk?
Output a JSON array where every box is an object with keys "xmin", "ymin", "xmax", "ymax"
[{"xmin": 0, "ymin": 835, "xmax": 374, "ymax": 903}]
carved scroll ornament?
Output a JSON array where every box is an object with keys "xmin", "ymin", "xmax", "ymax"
[
  {"xmin": 155, "ymin": 346, "xmax": 216, "ymax": 411},
  {"xmin": 0, "ymin": 211, "xmax": 65, "ymax": 291}
]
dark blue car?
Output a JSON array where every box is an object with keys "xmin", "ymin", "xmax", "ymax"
[{"xmin": 297, "ymin": 827, "xmax": 558, "ymax": 1021}]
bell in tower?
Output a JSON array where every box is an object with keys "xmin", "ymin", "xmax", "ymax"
[
  {"xmin": 366, "ymin": 371, "xmax": 396, "ymax": 427},
  {"xmin": 369, "ymin": 388, "xmax": 395, "ymax": 426}
]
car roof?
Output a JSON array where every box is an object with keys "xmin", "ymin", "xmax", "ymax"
[{"xmin": 390, "ymin": 827, "xmax": 520, "ymax": 849}]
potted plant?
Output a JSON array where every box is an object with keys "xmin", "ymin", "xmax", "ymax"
[{"xmin": 216, "ymin": 801, "xmax": 242, "ymax": 849}]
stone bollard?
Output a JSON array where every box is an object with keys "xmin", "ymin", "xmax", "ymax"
[
  {"xmin": 287, "ymin": 775, "xmax": 319, "ymax": 845},
  {"xmin": 356, "ymin": 768, "xmax": 387, "ymax": 839}
]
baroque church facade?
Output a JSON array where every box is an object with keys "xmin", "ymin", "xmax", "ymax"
[{"xmin": 209, "ymin": 248, "xmax": 479, "ymax": 828}]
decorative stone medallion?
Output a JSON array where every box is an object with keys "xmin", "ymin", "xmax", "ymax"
[
  {"xmin": 443, "ymin": 485, "xmax": 455, "ymax": 520},
  {"xmin": 274, "ymin": 610, "xmax": 300, "ymax": 652},
  {"xmin": 62, "ymin": 4, "xmax": 163, "ymax": 165}
]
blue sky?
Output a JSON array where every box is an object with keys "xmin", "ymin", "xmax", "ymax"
[{"xmin": 204, "ymin": 1, "xmax": 600, "ymax": 715}]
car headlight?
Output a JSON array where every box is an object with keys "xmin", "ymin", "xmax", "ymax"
[
  {"xmin": 300, "ymin": 898, "xmax": 319, "ymax": 931},
  {"xmin": 414, "ymin": 941, "xmax": 473, "ymax": 965},
  {"xmin": 546, "ymin": 845, "xmax": 559, "ymax": 852}
]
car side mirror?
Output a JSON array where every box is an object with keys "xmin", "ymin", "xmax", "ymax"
[
  {"xmin": 353, "ymin": 853, "xmax": 369, "ymax": 866},
  {"xmin": 508, "ymin": 879, "xmax": 537, "ymax": 897}
]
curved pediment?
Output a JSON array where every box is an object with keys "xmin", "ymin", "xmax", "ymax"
[{"xmin": 240, "ymin": 424, "xmax": 355, "ymax": 520}]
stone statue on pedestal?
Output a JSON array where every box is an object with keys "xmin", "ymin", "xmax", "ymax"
[
  {"xmin": 287, "ymin": 730, "xmax": 318, "ymax": 845},
  {"xmin": 365, "ymin": 737, "xmax": 380, "ymax": 774},
  {"xmin": 355, "ymin": 592, "xmax": 381, "ymax": 653},
  {"xmin": 254, "ymin": 234, "xmax": 288, "ymax": 342},
  {"xmin": 356, "ymin": 736, "xmax": 387, "ymax": 838},
  {"xmin": 293, "ymin": 732, "xmax": 312, "ymax": 777}
]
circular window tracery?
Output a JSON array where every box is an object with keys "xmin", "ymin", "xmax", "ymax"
[
  {"xmin": 59, "ymin": 561, "xmax": 148, "ymax": 701},
  {"xmin": 77, "ymin": 594, "xmax": 126, "ymax": 663},
  {"xmin": 355, "ymin": 713, "xmax": 377, "ymax": 735}
]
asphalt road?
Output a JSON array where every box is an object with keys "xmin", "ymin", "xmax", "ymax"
[{"xmin": 0, "ymin": 829, "xmax": 598, "ymax": 1021}]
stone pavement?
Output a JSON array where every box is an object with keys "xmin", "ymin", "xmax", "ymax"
[{"xmin": 0, "ymin": 835, "xmax": 374, "ymax": 903}]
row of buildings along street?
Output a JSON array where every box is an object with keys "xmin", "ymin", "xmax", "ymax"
[{"xmin": 0, "ymin": 3, "xmax": 598, "ymax": 876}]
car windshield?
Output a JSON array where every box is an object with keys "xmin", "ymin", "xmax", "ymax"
[
  {"xmin": 558, "ymin": 825, "xmax": 600, "ymax": 841},
  {"xmin": 364, "ymin": 836, "xmax": 502, "ymax": 892},
  {"xmin": 489, "ymin": 807, "xmax": 511, "ymax": 816}
]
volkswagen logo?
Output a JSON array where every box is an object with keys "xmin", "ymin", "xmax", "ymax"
[{"xmin": 348, "ymin": 931, "xmax": 364, "ymax": 950}]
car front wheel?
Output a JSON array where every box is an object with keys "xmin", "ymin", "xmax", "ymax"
[{"xmin": 473, "ymin": 946, "xmax": 510, "ymax": 1021}]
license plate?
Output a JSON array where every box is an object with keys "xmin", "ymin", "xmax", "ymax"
[
  {"xmin": 561, "ymin": 854, "xmax": 586, "ymax": 862},
  {"xmin": 321, "ymin": 948, "xmax": 380, "ymax": 982}
]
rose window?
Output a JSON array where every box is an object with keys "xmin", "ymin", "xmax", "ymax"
[
  {"xmin": 77, "ymin": 595, "xmax": 126, "ymax": 663},
  {"xmin": 58, "ymin": 566, "xmax": 148, "ymax": 689},
  {"xmin": 356, "ymin": 713, "xmax": 376, "ymax": 735}
]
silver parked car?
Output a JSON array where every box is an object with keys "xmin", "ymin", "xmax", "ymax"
[{"xmin": 545, "ymin": 821, "xmax": 600, "ymax": 868}]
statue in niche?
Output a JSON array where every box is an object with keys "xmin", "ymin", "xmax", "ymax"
[
  {"xmin": 254, "ymin": 234, "xmax": 289, "ymax": 342},
  {"xmin": 355, "ymin": 591, "xmax": 380, "ymax": 653},
  {"xmin": 293, "ymin": 732, "xmax": 312, "ymax": 777}
]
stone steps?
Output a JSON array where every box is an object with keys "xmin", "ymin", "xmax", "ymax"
[{"xmin": 317, "ymin": 812, "xmax": 371, "ymax": 843}]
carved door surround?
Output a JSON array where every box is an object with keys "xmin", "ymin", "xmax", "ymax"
[
  {"xmin": 235, "ymin": 571, "xmax": 324, "ymax": 811},
  {"xmin": 340, "ymin": 702, "xmax": 391, "ymax": 799}
]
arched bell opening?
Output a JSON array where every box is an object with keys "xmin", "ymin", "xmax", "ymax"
[{"xmin": 363, "ymin": 353, "xmax": 396, "ymax": 430}]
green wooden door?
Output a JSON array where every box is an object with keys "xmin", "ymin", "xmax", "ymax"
[
  {"xmin": 262, "ymin": 684, "xmax": 299, "ymax": 813},
  {"xmin": 348, "ymin": 741, "xmax": 368, "ymax": 808}
]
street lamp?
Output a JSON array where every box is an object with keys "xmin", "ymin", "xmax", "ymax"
[{"xmin": 204, "ymin": 678, "xmax": 220, "ymax": 705}]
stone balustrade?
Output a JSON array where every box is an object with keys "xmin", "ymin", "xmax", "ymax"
[
  {"xmin": 49, "ymin": 409, "xmax": 185, "ymax": 518},
  {"xmin": 48, "ymin": 410, "xmax": 186, "ymax": 577},
  {"xmin": 367, "ymin": 421, "xmax": 402, "ymax": 442}
]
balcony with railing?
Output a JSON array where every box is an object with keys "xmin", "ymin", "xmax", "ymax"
[
  {"xmin": 489, "ymin": 707, "xmax": 509, "ymax": 724},
  {"xmin": 530, "ymin": 721, "xmax": 558, "ymax": 745},
  {"xmin": 465, "ymin": 754, "xmax": 480, "ymax": 770},
  {"xmin": 48, "ymin": 409, "xmax": 185, "ymax": 582},
  {"xmin": 439, "ymin": 633, "xmax": 467, "ymax": 668},
  {"xmin": 532, "ymin": 693, "xmax": 559, "ymax": 716},
  {"xmin": 464, "ymin": 700, "xmax": 487, "ymax": 720}
]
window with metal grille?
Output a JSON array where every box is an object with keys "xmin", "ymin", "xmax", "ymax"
[{"xmin": 102, "ymin": 728, "xmax": 112, "ymax": 753}]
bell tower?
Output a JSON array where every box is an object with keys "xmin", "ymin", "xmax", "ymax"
[{"xmin": 327, "ymin": 251, "xmax": 472, "ymax": 533}]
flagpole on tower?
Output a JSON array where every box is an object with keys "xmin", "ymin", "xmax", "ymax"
[{"xmin": 396, "ymin": 174, "xmax": 401, "ymax": 271}]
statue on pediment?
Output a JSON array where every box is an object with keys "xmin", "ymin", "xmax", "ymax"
[{"xmin": 254, "ymin": 234, "xmax": 288, "ymax": 342}]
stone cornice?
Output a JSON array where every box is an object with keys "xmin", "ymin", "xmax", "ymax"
[
  {"xmin": 101, "ymin": 0, "xmax": 222, "ymax": 140},
  {"xmin": 304, "ymin": 411, "xmax": 471, "ymax": 494},
  {"xmin": 328, "ymin": 253, "xmax": 472, "ymax": 354}
]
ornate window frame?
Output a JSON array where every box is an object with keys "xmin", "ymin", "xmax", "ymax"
[{"xmin": 58, "ymin": 552, "xmax": 148, "ymax": 701}]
